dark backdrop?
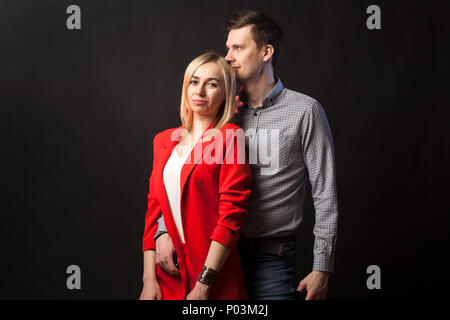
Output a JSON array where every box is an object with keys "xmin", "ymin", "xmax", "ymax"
[{"xmin": 1, "ymin": 0, "xmax": 449, "ymax": 299}]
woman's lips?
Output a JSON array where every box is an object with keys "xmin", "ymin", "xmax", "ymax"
[{"xmin": 193, "ymin": 100, "xmax": 207, "ymax": 105}]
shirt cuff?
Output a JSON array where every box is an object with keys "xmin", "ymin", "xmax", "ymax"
[
  {"xmin": 153, "ymin": 230, "xmax": 168, "ymax": 242},
  {"xmin": 312, "ymin": 254, "xmax": 335, "ymax": 274}
]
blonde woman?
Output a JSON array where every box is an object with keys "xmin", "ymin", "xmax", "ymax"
[{"xmin": 140, "ymin": 52, "xmax": 251, "ymax": 300}]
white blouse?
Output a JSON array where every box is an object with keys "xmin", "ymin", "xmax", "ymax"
[{"xmin": 162, "ymin": 144, "xmax": 192, "ymax": 244}]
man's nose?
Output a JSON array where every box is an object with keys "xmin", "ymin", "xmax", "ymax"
[{"xmin": 225, "ymin": 50, "xmax": 234, "ymax": 63}]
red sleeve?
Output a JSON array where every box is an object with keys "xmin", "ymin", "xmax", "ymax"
[
  {"xmin": 210, "ymin": 127, "xmax": 252, "ymax": 248},
  {"xmin": 142, "ymin": 135, "xmax": 162, "ymax": 252}
]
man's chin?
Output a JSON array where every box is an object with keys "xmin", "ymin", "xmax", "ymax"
[{"xmin": 235, "ymin": 74, "xmax": 245, "ymax": 85}]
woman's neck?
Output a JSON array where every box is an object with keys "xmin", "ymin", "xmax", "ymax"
[
  {"xmin": 182, "ymin": 114, "xmax": 216, "ymax": 144},
  {"xmin": 190, "ymin": 114, "xmax": 215, "ymax": 137}
]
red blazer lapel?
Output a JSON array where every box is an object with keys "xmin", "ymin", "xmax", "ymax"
[
  {"xmin": 180, "ymin": 138, "xmax": 215, "ymax": 198},
  {"xmin": 180, "ymin": 120, "xmax": 218, "ymax": 200},
  {"xmin": 154, "ymin": 128, "xmax": 183, "ymax": 247}
]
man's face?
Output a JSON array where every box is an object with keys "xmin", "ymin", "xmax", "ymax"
[{"xmin": 225, "ymin": 25, "xmax": 265, "ymax": 83}]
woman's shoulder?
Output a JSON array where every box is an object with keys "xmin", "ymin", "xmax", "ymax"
[{"xmin": 153, "ymin": 126, "xmax": 183, "ymax": 145}]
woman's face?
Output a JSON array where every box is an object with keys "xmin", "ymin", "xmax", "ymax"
[{"xmin": 187, "ymin": 62, "xmax": 226, "ymax": 118}]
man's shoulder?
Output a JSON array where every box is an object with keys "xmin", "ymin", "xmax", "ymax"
[{"xmin": 281, "ymin": 87, "xmax": 321, "ymax": 111}]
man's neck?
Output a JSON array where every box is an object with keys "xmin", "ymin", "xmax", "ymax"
[{"xmin": 242, "ymin": 67, "xmax": 276, "ymax": 109}]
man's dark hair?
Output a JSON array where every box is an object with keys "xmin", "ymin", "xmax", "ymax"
[{"xmin": 225, "ymin": 9, "xmax": 284, "ymax": 67}]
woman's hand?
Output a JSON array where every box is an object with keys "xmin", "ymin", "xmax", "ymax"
[
  {"xmin": 186, "ymin": 282, "xmax": 211, "ymax": 300},
  {"xmin": 139, "ymin": 279, "xmax": 162, "ymax": 300}
]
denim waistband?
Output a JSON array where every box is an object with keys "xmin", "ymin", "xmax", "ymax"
[{"xmin": 239, "ymin": 234, "xmax": 295, "ymax": 256}]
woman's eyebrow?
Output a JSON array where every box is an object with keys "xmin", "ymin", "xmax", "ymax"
[{"xmin": 191, "ymin": 75, "xmax": 220, "ymax": 82}]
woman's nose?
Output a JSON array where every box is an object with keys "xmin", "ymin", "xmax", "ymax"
[{"xmin": 195, "ymin": 84, "xmax": 206, "ymax": 96}]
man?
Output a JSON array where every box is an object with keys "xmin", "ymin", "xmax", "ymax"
[{"xmin": 151, "ymin": 9, "xmax": 338, "ymax": 300}]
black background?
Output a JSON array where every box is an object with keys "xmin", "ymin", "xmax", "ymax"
[{"xmin": 1, "ymin": 0, "xmax": 449, "ymax": 299}]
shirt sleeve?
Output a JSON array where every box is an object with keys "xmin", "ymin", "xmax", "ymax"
[
  {"xmin": 301, "ymin": 101, "xmax": 339, "ymax": 273},
  {"xmin": 153, "ymin": 215, "xmax": 168, "ymax": 241}
]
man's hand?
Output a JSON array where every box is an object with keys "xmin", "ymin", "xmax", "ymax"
[
  {"xmin": 155, "ymin": 233, "xmax": 180, "ymax": 277},
  {"xmin": 296, "ymin": 271, "xmax": 330, "ymax": 300}
]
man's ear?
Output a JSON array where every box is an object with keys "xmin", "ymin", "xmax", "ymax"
[{"xmin": 262, "ymin": 44, "xmax": 275, "ymax": 62}]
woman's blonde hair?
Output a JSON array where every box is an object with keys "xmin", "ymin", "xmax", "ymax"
[{"xmin": 180, "ymin": 52, "xmax": 237, "ymax": 133}]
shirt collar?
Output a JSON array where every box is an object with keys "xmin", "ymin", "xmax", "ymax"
[{"xmin": 238, "ymin": 78, "xmax": 284, "ymax": 109}]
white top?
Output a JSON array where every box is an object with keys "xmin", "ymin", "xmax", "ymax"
[{"xmin": 162, "ymin": 144, "xmax": 192, "ymax": 244}]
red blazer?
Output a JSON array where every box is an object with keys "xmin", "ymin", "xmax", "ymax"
[{"xmin": 142, "ymin": 122, "xmax": 252, "ymax": 300}]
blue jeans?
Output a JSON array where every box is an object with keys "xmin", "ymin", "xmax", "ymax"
[{"xmin": 238, "ymin": 237, "xmax": 298, "ymax": 300}]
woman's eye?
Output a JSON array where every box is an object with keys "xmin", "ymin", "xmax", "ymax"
[
  {"xmin": 190, "ymin": 80, "xmax": 198, "ymax": 85},
  {"xmin": 208, "ymin": 83, "xmax": 217, "ymax": 87}
]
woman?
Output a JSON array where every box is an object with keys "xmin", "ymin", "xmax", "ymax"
[{"xmin": 139, "ymin": 52, "xmax": 251, "ymax": 300}]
